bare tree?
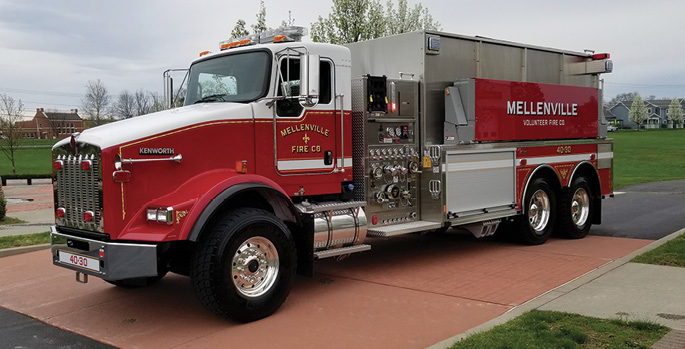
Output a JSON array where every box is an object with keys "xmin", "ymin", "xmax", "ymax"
[
  {"xmin": 134, "ymin": 90, "xmax": 152, "ymax": 116},
  {"xmin": 0, "ymin": 94, "xmax": 25, "ymax": 174},
  {"xmin": 149, "ymin": 92, "xmax": 166, "ymax": 112},
  {"xmin": 82, "ymin": 79, "xmax": 111, "ymax": 125},
  {"xmin": 113, "ymin": 90, "xmax": 136, "ymax": 119}
]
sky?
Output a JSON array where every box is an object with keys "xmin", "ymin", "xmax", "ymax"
[{"xmin": 1, "ymin": 0, "xmax": 684, "ymax": 117}]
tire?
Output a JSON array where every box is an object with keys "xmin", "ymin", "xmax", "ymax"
[
  {"xmin": 191, "ymin": 208, "xmax": 296, "ymax": 322},
  {"xmin": 515, "ymin": 177, "xmax": 556, "ymax": 245},
  {"xmin": 557, "ymin": 176, "xmax": 593, "ymax": 239}
]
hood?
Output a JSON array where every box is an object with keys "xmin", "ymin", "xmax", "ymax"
[{"xmin": 54, "ymin": 103, "xmax": 254, "ymax": 150}]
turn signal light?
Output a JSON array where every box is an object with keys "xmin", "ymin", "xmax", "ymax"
[
  {"xmin": 84, "ymin": 211, "xmax": 94, "ymax": 222},
  {"xmin": 236, "ymin": 160, "xmax": 248, "ymax": 174},
  {"xmin": 54, "ymin": 161, "xmax": 63, "ymax": 171},
  {"xmin": 56, "ymin": 208, "xmax": 65, "ymax": 218}
]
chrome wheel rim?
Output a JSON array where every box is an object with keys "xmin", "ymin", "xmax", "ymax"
[
  {"xmin": 231, "ymin": 236, "xmax": 279, "ymax": 298},
  {"xmin": 571, "ymin": 188, "xmax": 590, "ymax": 227},
  {"xmin": 528, "ymin": 189, "xmax": 550, "ymax": 234}
]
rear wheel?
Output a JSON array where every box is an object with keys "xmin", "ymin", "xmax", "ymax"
[
  {"xmin": 516, "ymin": 177, "xmax": 556, "ymax": 245},
  {"xmin": 191, "ymin": 208, "xmax": 296, "ymax": 322},
  {"xmin": 557, "ymin": 176, "xmax": 593, "ymax": 239}
]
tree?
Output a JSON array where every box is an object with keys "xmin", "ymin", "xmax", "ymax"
[
  {"xmin": 311, "ymin": 0, "xmax": 441, "ymax": 44},
  {"xmin": 81, "ymin": 79, "xmax": 111, "ymax": 125},
  {"xmin": 113, "ymin": 90, "xmax": 136, "ymax": 119},
  {"xmin": 667, "ymin": 98, "xmax": 683, "ymax": 128},
  {"xmin": 605, "ymin": 92, "xmax": 639, "ymax": 108},
  {"xmin": 134, "ymin": 90, "xmax": 152, "ymax": 116},
  {"xmin": 252, "ymin": 0, "xmax": 268, "ymax": 34},
  {"xmin": 628, "ymin": 94, "xmax": 648, "ymax": 130},
  {"xmin": 231, "ymin": 19, "xmax": 250, "ymax": 39},
  {"xmin": 0, "ymin": 94, "xmax": 25, "ymax": 174}
]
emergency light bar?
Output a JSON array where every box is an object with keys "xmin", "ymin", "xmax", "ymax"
[{"xmin": 219, "ymin": 26, "xmax": 307, "ymax": 51}]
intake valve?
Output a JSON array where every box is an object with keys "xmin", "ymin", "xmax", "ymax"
[
  {"xmin": 394, "ymin": 165, "xmax": 408, "ymax": 175},
  {"xmin": 384, "ymin": 165, "xmax": 399, "ymax": 176}
]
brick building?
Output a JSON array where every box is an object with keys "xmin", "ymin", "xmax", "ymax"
[{"xmin": 17, "ymin": 108, "xmax": 84, "ymax": 139}]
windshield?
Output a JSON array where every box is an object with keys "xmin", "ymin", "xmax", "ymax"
[{"xmin": 184, "ymin": 50, "xmax": 271, "ymax": 105}]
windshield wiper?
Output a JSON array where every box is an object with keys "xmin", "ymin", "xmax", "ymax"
[{"xmin": 193, "ymin": 94, "xmax": 227, "ymax": 104}]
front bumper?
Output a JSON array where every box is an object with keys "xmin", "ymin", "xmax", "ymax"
[{"xmin": 50, "ymin": 226, "xmax": 159, "ymax": 281}]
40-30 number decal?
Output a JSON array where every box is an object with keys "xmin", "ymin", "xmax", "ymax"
[{"xmin": 556, "ymin": 146, "xmax": 572, "ymax": 154}]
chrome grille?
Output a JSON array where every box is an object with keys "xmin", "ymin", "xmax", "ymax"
[{"xmin": 54, "ymin": 148, "xmax": 103, "ymax": 232}]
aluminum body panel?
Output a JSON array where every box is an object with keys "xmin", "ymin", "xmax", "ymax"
[{"xmin": 444, "ymin": 149, "xmax": 516, "ymax": 216}]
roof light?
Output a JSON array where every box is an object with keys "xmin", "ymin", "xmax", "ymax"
[
  {"xmin": 199, "ymin": 50, "xmax": 210, "ymax": 57},
  {"xmin": 81, "ymin": 160, "xmax": 92, "ymax": 171},
  {"xmin": 219, "ymin": 26, "xmax": 307, "ymax": 50},
  {"xmin": 592, "ymin": 53, "xmax": 610, "ymax": 60}
]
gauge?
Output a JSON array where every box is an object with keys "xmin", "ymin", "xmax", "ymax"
[
  {"xmin": 372, "ymin": 166, "xmax": 384, "ymax": 180},
  {"xmin": 387, "ymin": 127, "xmax": 395, "ymax": 137}
]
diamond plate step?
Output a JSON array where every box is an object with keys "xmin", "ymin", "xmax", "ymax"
[
  {"xmin": 367, "ymin": 221, "xmax": 442, "ymax": 237},
  {"xmin": 314, "ymin": 244, "xmax": 371, "ymax": 259},
  {"xmin": 296, "ymin": 201, "xmax": 365, "ymax": 213}
]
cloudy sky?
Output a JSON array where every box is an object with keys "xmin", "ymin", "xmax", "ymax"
[{"xmin": 1, "ymin": 0, "xmax": 683, "ymax": 116}]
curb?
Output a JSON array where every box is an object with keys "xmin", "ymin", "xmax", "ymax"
[
  {"xmin": 0, "ymin": 244, "xmax": 51, "ymax": 258},
  {"xmin": 429, "ymin": 227, "xmax": 685, "ymax": 349}
]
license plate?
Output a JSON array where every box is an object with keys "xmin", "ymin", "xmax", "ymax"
[{"xmin": 58, "ymin": 250, "xmax": 100, "ymax": 272}]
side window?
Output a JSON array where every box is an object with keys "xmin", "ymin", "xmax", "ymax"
[
  {"xmin": 276, "ymin": 57, "xmax": 303, "ymax": 117},
  {"xmin": 276, "ymin": 58, "xmax": 333, "ymax": 116}
]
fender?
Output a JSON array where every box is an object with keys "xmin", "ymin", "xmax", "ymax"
[
  {"xmin": 185, "ymin": 179, "xmax": 297, "ymax": 242},
  {"xmin": 519, "ymin": 164, "xmax": 561, "ymax": 208},
  {"xmin": 569, "ymin": 161, "xmax": 601, "ymax": 191}
]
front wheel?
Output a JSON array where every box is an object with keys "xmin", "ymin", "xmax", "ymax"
[
  {"xmin": 191, "ymin": 208, "xmax": 296, "ymax": 322},
  {"xmin": 557, "ymin": 176, "xmax": 593, "ymax": 239},
  {"xmin": 516, "ymin": 177, "xmax": 556, "ymax": 245}
]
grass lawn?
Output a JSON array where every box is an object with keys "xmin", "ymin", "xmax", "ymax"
[
  {"xmin": 0, "ymin": 216, "xmax": 27, "ymax": 225},
  {"xmin": 632, "ymin": 232, "xmax": 685, "ymax": 267},
  {"xmin": 0, "ymin": 139, "xmax": 57, "ymax": 176},
  {"xmin": 0, "ymin": 231, "xmax": 50, "ymax": 249},
  {"xmin": 450, "ymin": 310, "xmax": 668, "ymax": 349},
  {"xmin": 611, "ymin": 129, "xmax": 685, "ymax": 189}
]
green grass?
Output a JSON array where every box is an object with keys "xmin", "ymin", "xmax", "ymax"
[
  {"xmin": 612, "ymin": 129, "xmax": 685, "ymax": 189},
  {"xmin": 0, "ymin": 139, "xmax": 57, "ymax": 176},
  {"xmin": 450, "ymin": 310, "xmax": 668, "ymax": 349},
  {"xmin": 632, "ymin": 232, "xmax": 685, "ymax": 267},
  {"xmin": 0, "ymin": 232, "xmax": 50, "ymax": 249},
  {"xmin": 0, "ymin": 216, "xmax": 27, "ymax": 225}
]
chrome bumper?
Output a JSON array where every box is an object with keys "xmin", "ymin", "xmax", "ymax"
[{"xmin": 50, "ymin": 226, "xmax": 159, "ymax": 281}]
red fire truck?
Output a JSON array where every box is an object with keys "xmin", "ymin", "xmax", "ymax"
[{"xmin": 50, "ymin": 27, "xmax": 614, "ymax": 322}]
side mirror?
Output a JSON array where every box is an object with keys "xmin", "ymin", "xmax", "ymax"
[
  {"xmin": 163, "ymin": 70, "xmax": 174, "ymax": 109},
  {"xmin": 299, "ymin": 54, "xmax": 320, "ymax": 108}
]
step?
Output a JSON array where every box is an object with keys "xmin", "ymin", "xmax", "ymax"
[
  {"xmin": 314, "ymin": 244, "xmax": 371, "ymax": 259},
  {"xmin": 367, "ymin": 221, "xmax": 442, "ymax": 237},
  {"xmin": 296, "ymin": 201, "xmax": 366, "ymax": 213}
]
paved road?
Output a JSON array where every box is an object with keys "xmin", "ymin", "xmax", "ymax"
[
  {"xmin": 0, "ymin": 307, "xmax": 113, "ymax": 349},
  {"xmin": 590, "ymin": 180, "xmax": 685, "ymax": 240}
]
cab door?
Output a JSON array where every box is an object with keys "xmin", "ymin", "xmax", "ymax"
[{"xmin": 274, "ymin": 55, "xmax": 338, "ymax": 176}]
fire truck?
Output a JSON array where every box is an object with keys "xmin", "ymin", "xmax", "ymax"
[{"xmin": 50, "ymin": 27, "xmax": 614, "ymax": 322}]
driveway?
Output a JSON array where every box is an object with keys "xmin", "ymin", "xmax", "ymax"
[{"xmin": 0, "ymin": 233, "xmax": 649, "ymax": 348}]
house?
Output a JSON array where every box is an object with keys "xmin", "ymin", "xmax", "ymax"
[
  {"xmin": 609, "ymin": 99, "xmax": 685, "ymax": 129},
  {"xmin": 16, "ymin": 108, "xmax": 84, "ymax": 139}
]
